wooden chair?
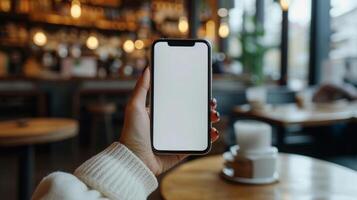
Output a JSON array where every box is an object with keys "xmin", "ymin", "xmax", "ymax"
[
  {"xmin": 72, "ymin": 80, "xmax": 134, "ymax": 150},
  {"xmin": 0, "ymin": 80, "xmax": 46, "ymax": 119},
  {"xmin": 87, "ymin": 102, "xmax": 116, "ymax": 149}
]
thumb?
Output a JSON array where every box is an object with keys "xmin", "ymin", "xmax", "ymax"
[{"xmin": 131, "ymin": 67, "xmax": 150, "ymax": 107}]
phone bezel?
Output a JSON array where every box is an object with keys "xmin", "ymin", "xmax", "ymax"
[{"xmin": 150, "ymin": 38, "xmax": 212, "ymax": 154}]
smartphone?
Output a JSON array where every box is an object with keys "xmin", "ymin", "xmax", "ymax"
[{"xmin": 150, "ymin": 39, "xmax": 211, "ymax": 154}]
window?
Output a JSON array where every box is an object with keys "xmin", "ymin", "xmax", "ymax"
[
  {"xmin": 330, "ymin": 0, "xmax": 357, "ymax": 59},
  {"xmin": 228, "ymin": 0, "xmax": 312, "ymax": 88},
  {"xmin": 263, "ymin": 0, "xmax": 312, "ymax": 88},
  {"xmin": 288, "ymin": 0, "xmax": 311, "ymax": 89},
  {"xmin": 329, "ymin": 0, "xmax": 357, "ymax": 83},
  {"xmin": 263, "ymin": 0, "xmax": 282, "ymax": 80}
]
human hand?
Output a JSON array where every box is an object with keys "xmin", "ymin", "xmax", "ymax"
[{"xmin": 119, "ymin": 67, "xmax": 220, "ymax": 176}]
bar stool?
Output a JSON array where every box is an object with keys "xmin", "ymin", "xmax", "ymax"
[{"xmin": 87, "ymin": 102, "xmax": 116, "ymax": 150}]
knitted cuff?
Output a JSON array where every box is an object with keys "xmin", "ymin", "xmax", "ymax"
[{"xmin": 74, "ymin": 142, "xmax": 158, "ymax": 200}]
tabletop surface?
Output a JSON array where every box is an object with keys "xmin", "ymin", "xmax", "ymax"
[
  {"xmin": 233, "ymin": 102, "xmax": 357, "ymax": 126},
  {"xmin": 161, "ymin": 153, "xmax": 357, "ymax": 200},
  {"xmin": 0, "ymin": 118, "xmax": 78, "ymax": 146}
]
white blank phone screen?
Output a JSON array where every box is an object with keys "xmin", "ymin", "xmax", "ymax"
[{"xmin": 153, "ymin": 41, "xmax": 209, "ymax": 151}]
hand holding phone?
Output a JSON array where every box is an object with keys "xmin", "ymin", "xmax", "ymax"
[{"xmin": 120, "ymin": 66, "xmax": 220, "ymax": 175}]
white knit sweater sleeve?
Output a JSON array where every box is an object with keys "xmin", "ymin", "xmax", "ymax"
[{"xmin": 32, "ymin": 142, "xmax": 158, "ymax": 200}]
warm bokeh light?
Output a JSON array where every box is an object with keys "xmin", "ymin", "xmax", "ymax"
[
  {"xmin": 178, "ymin": 17, "xmax": 189, "ymax": 33},
  {"xmin": 123, "ymin": 40, "xmax": 135, "ymax": 53},
  {"xmin": 0, "ymin": 0, "xmax": 11, "ymax": 12},
  {"xmin": 206, "ymin": 20, "xmax": 215, "ymax": 40},
  {"xmin": 71, "ymin": 0, "xmax": 81, "ymax": 18},
  {"xmin": 280, "ymin": 0, "xmax": 289, "ymax": 11},
  {"xmin": 217, "ymin": 8, "xmax": 228, "ymax": 17},
  {"xmin": 71, "ymin": 45, "xmax": 81, "ymax": 58},
  {"xmin": 134, "ymin": 40, "xmax": 144, "ymax": 50},
  {"xmin": 33, "ymin": 31, "xmax": 47, "ymax": 46},
  {"xmin": 86, "ymin": 36, "xmax": 99, "ymax": 50},
  {"xmin": 218, "ymin": 22, "xmax": 230, "ymax": 38}
]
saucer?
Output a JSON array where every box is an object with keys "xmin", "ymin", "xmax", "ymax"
[{"xmin": 220, "ymin": 167, "xmax": 279, "ymax": 184}]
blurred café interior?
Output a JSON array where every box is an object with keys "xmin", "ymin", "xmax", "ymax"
[{"xmin": 0, "ymin": 0, "xmax": 356, "ymax": 199}]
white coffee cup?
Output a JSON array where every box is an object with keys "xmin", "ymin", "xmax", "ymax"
[
  {"xmin": 234, "ymin": 120, "xmax": 272, "ymax": 152},
  {"xmin": 223, "ymin": 120, "xmax": 278, "ymax": 184},
  {"xmin": 246, "ymin": 87, "xmax": 267, "ymax": 110}
]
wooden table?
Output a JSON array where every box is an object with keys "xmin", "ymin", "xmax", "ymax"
[
  {"xmin": 0, "ymin": 118, "xmax": 78, "ymax": 200},
  {"xmin": 161, "ymin": 154, "xmax": 357, "ymax": 200},
  {"xmin": 232, "ymin": 102, "xmax": 357, "ymax": 147}
]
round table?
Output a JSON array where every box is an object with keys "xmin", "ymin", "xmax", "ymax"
[
  {"xmin": 0, "ymin": 118, "xmax": 78, "ymax": 200},
  {"xmin": 161, "ymin": 154, "xmax": 357, "ymax": 200}
]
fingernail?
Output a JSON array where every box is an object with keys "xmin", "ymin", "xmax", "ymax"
[
  {"xmin": 213, "ymin": 98, "xmax": 217, "ymax": 104},
  {"xmin": 211, "ymin": 129, "xmax": 219, "ymax": 141},
  {"xmin": 212, "ymin": 128, "xmax": 219, "ymax": 136},
  {"xmin": 216, "ymin": 111, "xmax": 220, "ymax": 119},
  {"xmin": 212, "ymin": 110, "xmax": 220, "ymax": 121},
  {"xmin": 211, "ymin": 98, "xmax": 217, "ymax": 106}
]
